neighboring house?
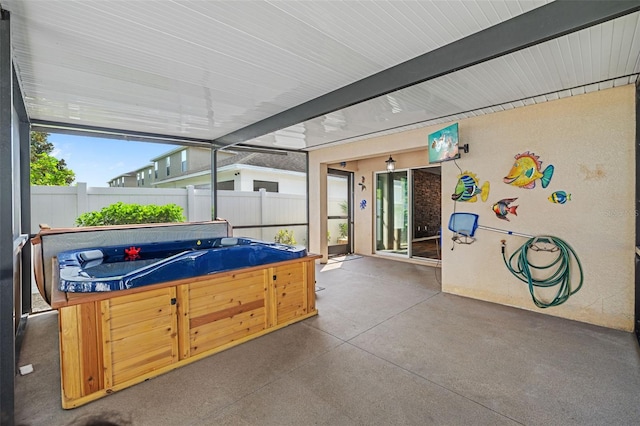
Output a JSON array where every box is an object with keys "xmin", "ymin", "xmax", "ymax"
[
  {"xmin": 107, "ymin": 172, "xmax": 137, "ymax": 187},
  {"xmin": 214, "ymin": 151, "xmax": 307, "ymax": 195},
  {"xmin": 107, "ymin": 146, "xmax": 307, "ymax": 194}
]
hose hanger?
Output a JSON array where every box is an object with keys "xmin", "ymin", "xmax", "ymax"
[
  {"xmin": 528, "ymin": 236, "xmax": 559, "ymax": 252},
  {"xmin": 448, "ymin": 213, "xmax": 583, "ymax": 308}
]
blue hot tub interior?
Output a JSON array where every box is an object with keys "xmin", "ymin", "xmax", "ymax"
[{"xmin": 57, "ymin": 237, "xmax": 307, "ymax": 292}]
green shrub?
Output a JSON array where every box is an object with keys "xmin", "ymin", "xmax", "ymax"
[
  {"xmin": 274, "ymin": 229, "xmax": 296, "ymax": 245},
  {"xmin": 75, "ymin": 202, "xmax": 185, "ymax": 227},
  {"xmin": 338, "ymin": 222, "xmax": 348, "ymax": 238}
]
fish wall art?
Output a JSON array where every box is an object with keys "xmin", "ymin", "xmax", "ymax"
[
  {"xmin": 548, "ymin": 191, "xmax": 571, "ymax": 204},
  {"xmin": 504, "ymin": 151, "xmax": 554, "ymax": 189},
  {"xmin": 358, "ymin": 176, "xmax": 366, "ymax": 191},
  {"xmin": 492, "ymin": 198, "xmax": 518, "ymax": 221},
  {"xmin": 452, "ymin": 171, "xmax": 490, "ymax": 202}
]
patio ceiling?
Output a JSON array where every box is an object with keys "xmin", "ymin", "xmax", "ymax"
[{"xmin": 3, "ymin": 0, "xmax": 640, "ymax": 151}]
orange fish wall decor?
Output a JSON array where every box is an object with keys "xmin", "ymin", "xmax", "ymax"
[{"xmin": 504, "ymin": 151, "xmax": 554, "ymax": 189}]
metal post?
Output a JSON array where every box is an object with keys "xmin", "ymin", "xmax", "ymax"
[
  {"xmin": 16, "ymin": 78, "xmax": 30, "ymax": 317},
  {"xmin": 0, "ymin": 8, "xmax": 15, "ymax": 426},
  {"xmin": 305, "ymin": 151, "xmax": 309, "ymax": 250},
  {"xmin": 635, "ymin": 78, "xmax": 640, "ymax": 344},
  {"xmin": 211, "ymin": 148, "xmax": 217, "ymax": 219}
]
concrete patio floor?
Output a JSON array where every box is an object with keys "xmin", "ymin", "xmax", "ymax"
[{"xmin": 15, "ymin": 256, "xmax": 640, "ymax": 425}]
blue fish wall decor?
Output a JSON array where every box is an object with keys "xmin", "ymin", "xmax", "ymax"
[
  {"xmin": 452, "ymin": 171, "xmax": 490, "ymax": 202},
  {"xmin": 548, "ymin": 191, "xmax": 571, "ymax": 204}
]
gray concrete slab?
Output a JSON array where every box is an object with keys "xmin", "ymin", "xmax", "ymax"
[{"xmin": 14, "ymin": 256, "xmax": 640, "ymax": 426}]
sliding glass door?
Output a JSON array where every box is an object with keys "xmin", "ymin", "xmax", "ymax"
[{"xmin": 375, "ymin": 170, "xmax": 408, "ymax": 256}]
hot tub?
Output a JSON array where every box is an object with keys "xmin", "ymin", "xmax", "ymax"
[
  {"xmin": 57, "ymin": 237, "xmax": 307, "ymax": 292},
  {"xmin": 35, "ymin": 222, "xmax": 319, "ymax": 409}
]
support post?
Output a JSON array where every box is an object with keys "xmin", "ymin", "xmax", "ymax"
[
  {"xmin": 186, "ymin": 185, "xmax": 196, "ymax": 222},
  {"xmin": 211, "ymin": 149, "xmax": 218, "ymax": 220},
  {"xmin": 0, "ymin": 8, "xmax": 15, "ymax": 426},
  {"xmin": 635, "ymin": 78, "xmax": 640, "ymax": 344},
  {"xmin": 17, "ymin": 90, "xmax": 30, "ymax": 317}
]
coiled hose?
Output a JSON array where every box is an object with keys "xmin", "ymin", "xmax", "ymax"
[{"xmin": 501, "ymin": 236, "xmax": 583, "ymax": 308}]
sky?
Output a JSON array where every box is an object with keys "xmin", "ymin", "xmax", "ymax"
[{"xmin": 49, "ymin": 133, "xmax": 178, "ymax": 187}]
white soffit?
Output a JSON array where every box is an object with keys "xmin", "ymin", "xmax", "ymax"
[
  {"xmin": 4, "ymin": 0, "xmax": 551, "ymax": 142},
  {"xmin": 249, "ymin": 10, "xmax": 640, "ymax": 150}
]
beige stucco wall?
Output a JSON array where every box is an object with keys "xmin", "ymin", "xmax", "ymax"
[{"xmin": 309, "ymin": 84, "xmax": 635, "ymax": 331}]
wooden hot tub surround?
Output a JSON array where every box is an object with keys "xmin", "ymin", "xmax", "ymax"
[{"xmin": 52, "ymin": 254, "xmax": 320, "ymax": 409}]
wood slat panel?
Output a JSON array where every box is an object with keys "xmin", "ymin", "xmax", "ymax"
[
  {"xmin": 109, "ymin": 287, "xmax": 172, "ymax": 305},
  {"xmin": 191, "ymin": 309, "xmax": 265, "ymax": 342},
  {"xmin": 279, "ymin": 303, "xmax": 305, "ymax": 315},
  {"xmin": 59, "ymin": 306, "xmax": 83, "ymax": 400},
  {"xmin": 113, "ymin": 346, "xmax": 175, "ymax": 384},
  {"xmin": 189, "ymin": 274, "xmax": 266, "ymax": 297},
  {"xmin": 189, "ymin": 282, "xmax": 265, "ymax": 315},
  {"xmin": 110, "ymin": 326, "xmax": 175, "ymax": 359},
  {"xmin": 110, "ymin": 314, "xmax": 175, "ymax": 339},
  {"xmin": 108, "ymin": 303, "xmax": 174, "ymax": 331},
  {"xmin": 109, "ymin": 291, "xmax": 172, "ymax": 315},
  {"xmin": 266, "ymin": 267, "xmax": 277, "ymax": 328},
  {"xmin": 177, "ymin": 284, "xmax": 191, "ymax": 360},
  {"xmin": 191, "ymin": 313, "xmax": 266, "ymax": 356},
  {"xmin": 274, "ymin": 262, "xmax": 308, "ymax": 324},
  {"xmin": 199, "ymin": 323, "xmax": 267, "ymax": 355},
  {"xmin": 305, "ymin": 260, "xmax": 315, "ymax": 313},
  {"xmin": 278, "ymin": 305, "xmax": 306, "ymax": 324},
  {"xmin": 78, "ymin": 302, "xmax": 103, "ymax": 395},
  {"xmin": 100, "ymin": 300, "xmax": 113, "ymax": 389},
  {"xmin": 104, "ymin": 286, "xmax": 178, "ymax": 386},
  {"xmin": 190, "ymin": 299, "xmax": 265, "ymax": 329},
  {"xmin": 278, "ymin": 293, "xmax": 305, "ymax": 309},
  {"xmin": 274, "ymin": 264, "xmax": 304, "ymax": 283},
  {"xmin": 188, "ymin": 269, "xmax": 266, "ymax": 295}
]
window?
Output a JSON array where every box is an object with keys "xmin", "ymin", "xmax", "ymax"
[
  {"xmin": 217, "ymin": 180, "xmax": 235, "ymax": 190},
  {"xmin": 154, "ymin": 162, "xmax": 158, "ymax": 179},
  {"xmin": 148, "ymin": 169, "xmax": 152, "ymax": 182},
  {"xmin": 181, "ymin": 150, "xmax": 187, "ymax": 172},
  {"xmin": 136, "ymin": 172, "xmax": 140, "ymax": 186},
  {"xmin": 253, "ymin": 180, "xmax": 279, "ymax": 193},
  {"xmin": 140, "ymin": 172, "xmax": 144, "ymax": 186},
  {"xmin": 166, "ymin": 157, "xmax": 171, "ymax": 176}
]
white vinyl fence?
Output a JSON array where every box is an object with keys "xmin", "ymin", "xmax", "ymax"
[{"xmin": 31, "ymin": 183, "xmax": 307, "ymax": 244}]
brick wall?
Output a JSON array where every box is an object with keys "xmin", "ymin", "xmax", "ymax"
[{"xmin": 413, "ymin": 169, "xmax": 441, "ymax": 238}]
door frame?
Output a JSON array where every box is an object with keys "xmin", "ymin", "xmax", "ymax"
[
  {"xmin": 327, "ymin": 169, "xmax": 353, "ymax": 256},
  {"xmin": 374, "ymin": 168, "xmax": 410, "ymax": 258}
]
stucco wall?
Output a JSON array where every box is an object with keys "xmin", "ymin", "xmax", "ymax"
[{"xmin": 309, "ymin": 84, "xmax": 635, "ymax": 331}]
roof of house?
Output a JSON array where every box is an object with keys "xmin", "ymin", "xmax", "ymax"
[{"xmin": 217, "ymin": 152, "xmax": 306, "ymax": 173}]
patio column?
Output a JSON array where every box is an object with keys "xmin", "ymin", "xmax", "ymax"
[{"xmin": 0, "ymin": 8, "xmax": 15, "ymax": 425}]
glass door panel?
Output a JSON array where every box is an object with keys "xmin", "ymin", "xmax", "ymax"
[
  {"xmin": 328, "ymin": 170, "xmax": 352, "ymax": 256},
  {"xmin": 375, "ymin": 171, "xmax": 408, "ymax": 256}
]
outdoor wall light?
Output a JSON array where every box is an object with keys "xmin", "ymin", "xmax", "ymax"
[{"xmin": 385, "ymin": 156, "xmax": 396, "ymax": 172}]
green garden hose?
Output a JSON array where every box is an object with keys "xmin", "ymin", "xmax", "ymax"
[{"xmin": 501, "ymin": 236, "xmax": 583, "ymax": 308}]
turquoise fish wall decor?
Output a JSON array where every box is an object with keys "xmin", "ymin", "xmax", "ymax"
[
  {"xmin": 492, "ymin": 198, "xmax": 518, "ymax": 221},
  {"xmin": 452, "ymin": 171, "xmax": 490, "ymax": 202},
  {"xmin": 548, "ymin": 191, "xmax": 571, "ymax": 204},
  {"xmin": 503, "ymin": 151, "xmax": 554, "ymax": 189}
]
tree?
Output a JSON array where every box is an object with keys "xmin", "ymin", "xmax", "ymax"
[{"xmin": 30, "ymin": 131, "xmax": 75, "ymax": 185}]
